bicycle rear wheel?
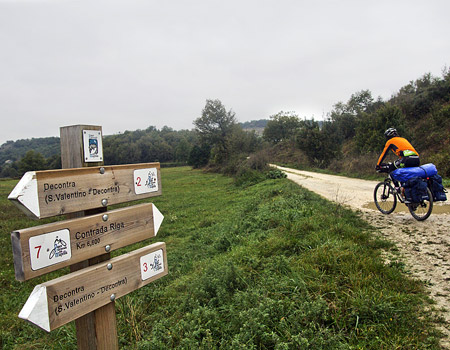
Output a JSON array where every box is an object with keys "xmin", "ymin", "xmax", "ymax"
[
  {"xmin": 407, "ymin": 188, "xmax": 433, "ymax": 221},
  {"xmin": 374, "ymin": 182, "xmax": 397, "ymax": 214}
]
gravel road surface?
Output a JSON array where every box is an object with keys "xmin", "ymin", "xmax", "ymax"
[{"xmin": 273, "ymin": 165, "xmax": 450, "ymax": 347}]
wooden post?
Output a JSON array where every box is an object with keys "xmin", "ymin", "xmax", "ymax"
[
  {"xmin": 60, "ymin": 125, "xmax": 103, "ymax": 170},
  {"xmin": 60, "ymin": 125, "xmax": 118, "ymax": 350}
]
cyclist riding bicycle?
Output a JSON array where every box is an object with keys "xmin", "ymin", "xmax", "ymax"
[{"xmin": 376, "ymin": 128, "xmax": 420, "ymax": 172}]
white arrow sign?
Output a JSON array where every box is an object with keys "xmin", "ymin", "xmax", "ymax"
[
  {"xmin": 11, "ymin": 203, "xmax": 164, "ymax": 281},
  {"xmin": 8, "ymin": 163, "xmax": 162, "ymax": 219},
  {"xmin": 19, "ymin": 242, "xmax": 168, "ymax": 332}
]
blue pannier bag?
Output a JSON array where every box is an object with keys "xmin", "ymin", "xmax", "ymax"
[
  {"xmin": 403, "ymin": 177, "xmax": 429, "ymax": 203},
  {"xmin": 391, "ymin": 163, "xmax": 437, "ymax": 182},
  {"xmin": 428, "ymin": 174, "xmax": 447, "ymax": 201}
]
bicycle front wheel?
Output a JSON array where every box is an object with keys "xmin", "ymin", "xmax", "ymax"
[
  {"xmin": 374, "ymin": 182, "xmax": 397, "ymax": 214},
  {"xmin": 407, "ymin": 188, "xmax": 433, "ymax": 221}
]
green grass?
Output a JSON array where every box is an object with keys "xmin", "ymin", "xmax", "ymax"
[{"xmin": 0, "ymin": 168, "xmax": 443, "ymax": 349}]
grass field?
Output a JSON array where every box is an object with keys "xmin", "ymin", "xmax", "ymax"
[{"xmin": 0, "ymin": 167, "xmax": 443, "ymax": 349}]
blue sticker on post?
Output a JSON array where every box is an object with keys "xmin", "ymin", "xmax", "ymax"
[{"xmin": 83, "ymin": 130, "xmax": 103, "ymax": 162}]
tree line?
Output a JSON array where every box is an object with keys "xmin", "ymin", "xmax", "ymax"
[
  {"xmin": 262, "ymin": 70, "xmax": 450, "ymax": 177},
  {"xmin": 186, "ymin": 69, "xmax": 450, "ymax": 178},
  {"xmin": 2, "ymin": 68, "xmax": 449, "ymax": 178},
  {"xmin": 0, "ymin": 127, "xmax": 197, "ymax": 178}
]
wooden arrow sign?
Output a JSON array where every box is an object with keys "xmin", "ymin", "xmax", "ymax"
[
  {"xmin": 11, "ymin": 203, "xmax": 164, "ymax": 281},
  {"xmin": 8, "ymin": 163, "xmax": 162, "ymax": 219},
  {"xmin": 19, "ymin": 242, "xmax": 168, "ymax": 332}
]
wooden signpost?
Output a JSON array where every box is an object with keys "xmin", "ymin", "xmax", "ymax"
[
  {"xmin": 19, "ymin": 242, "xmax": 168, "ymax": 332},
  {"xmin": 9, "ymin": 125, "xmax": 168, "ymax": 350},
  {"xmin": 8, "ymin": 163, "xmax": 162, "ymax": 219},
  {"xmin": 11, "ymin": 203, "xmax": 164, "ymax": 281}
]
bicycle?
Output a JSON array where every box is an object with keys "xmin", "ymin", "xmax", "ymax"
[{"xmin": 374, "ymin": 163, "xmax": 433, "ymax": 221}]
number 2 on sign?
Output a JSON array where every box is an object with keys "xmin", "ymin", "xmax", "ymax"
[
  {"xmin": 35, "ymin": 245, "xmax": 42, "ymax": 259},
  {"xmin": 134, "ymin": 168, "xmax": 158, "ymax": 194}
]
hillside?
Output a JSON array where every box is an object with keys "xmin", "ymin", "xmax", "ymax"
[
  {"xmin": 0, "ymin": 127, "xmax": 198, "ymax": 177},
  {"xmin": 0, "ymin": 137, "xmax": 60, "ymax": 165},
  {"xmin": 240, "ymin": 119, "xmax": 268, "ymax": 135},
  {"xmin": 266, "ymin": 71, "xmax": 450, "ymax": 177},
  {"xmin": 0, "ymin": 120, "xmax": 268, "ymax": 168}
]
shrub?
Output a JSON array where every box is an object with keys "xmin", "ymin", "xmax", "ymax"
[
  {"xmin": 266, "ymin": 169, "xmax": 287, "ymax": 179},
  {"xmin": 246, "ymin": 150, "xmax": 270, "ymax": 171},
  {"xmin": 234, "ymin": 169, "xmax": 266, "ymax": 187}
]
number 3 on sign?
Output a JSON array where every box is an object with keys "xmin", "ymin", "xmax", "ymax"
[
  {"xmin": 140, "ymin": 249, "xmax": 164, "ymax": 281},
  {"xmin": 134, "ymin": 168, "xmax": 159, "ymax": 195}
]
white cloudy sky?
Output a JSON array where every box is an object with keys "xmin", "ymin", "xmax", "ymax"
[{"xmin": 0, "ymin": 0, "xmax": 449, "ymax": 145}]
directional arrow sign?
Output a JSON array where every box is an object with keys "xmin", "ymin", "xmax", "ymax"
[
  {"xmin": 19, "ymin": 242, "xmax": 168, "ymax": 332},
  {"xmin": 11, "ymin": 203, "xmax": 164, "ymax": 281},
  {"xmin": 8, "ymin": 163, "xmax": 162, "ymax": 219}
]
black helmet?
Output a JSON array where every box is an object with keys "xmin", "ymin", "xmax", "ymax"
[{"xmin": 384, "ymin": 128, "xmax": 398, "ymax": 139}]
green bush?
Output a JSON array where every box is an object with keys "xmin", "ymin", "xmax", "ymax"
[
  {"xmin": 266, "ymin": 169, "xmax": 287, "ymax": 179},
  {"xmin": 234, "ymin": 169, "xmax": 266, "ymax": 187}
]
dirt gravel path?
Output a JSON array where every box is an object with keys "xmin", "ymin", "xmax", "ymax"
[{"xmin": 273, "ymin": 165, "xmax": 450, "ymax": 347}]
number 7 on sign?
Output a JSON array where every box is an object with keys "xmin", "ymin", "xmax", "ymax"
[
  {"xmin": 29, "ymin": 229, "xmax": 71, "ymax": 271},
  {"xmin": 35, "ymin": 246, "xmax": 42, "ymax": 259},
  {"xmin": 134, "ymin": 168, "xmax": 159, "ymax": 195}
]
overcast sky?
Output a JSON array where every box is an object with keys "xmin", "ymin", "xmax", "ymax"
[{"xmin": 0, "ymin": 0, "xmax": 449, "ymax": 145}]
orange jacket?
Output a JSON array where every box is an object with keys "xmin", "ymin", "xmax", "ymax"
[{"xmin": 377, "ymin": 137, "xmax": 419, "ymax": 166}]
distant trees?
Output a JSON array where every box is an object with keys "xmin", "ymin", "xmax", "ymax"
[
  {"xmin": 0, "ymin": 127, "xmax": 198, "ymax": 178},
  {"xmin": 240, "ymin": 119, "xmax": 268, "ymax": 129},
  {"xmin": 354, "ymin": 105, "xmax": 407, "ymax": 153},
  {"xmin": 0, "ymin": 150, "xmax": 61, "ymax": 178},
  {"xmin": 264, "ymin": 70, "xmax": 450, "ymax": 176},
  {"xmin": 296, "ymin": 120, "xmax": 338, "ymax": 167},
  {"xmin": 18, "ymin": 150, "xmax": 47, "ymax": 173},
  {"xmin": 0, "ymin": 161, "xmax": 19, "ymax": 178},
  {"xmin": 261, "ymin": 111, "xmax": 340, "ymax": 168},
  {"xmin": 188, "ymin": 144, "xmax": 211, "ymax": 168},
  {"xmin": 103, "ymin": 126, "xmax": 196, "ymax": 165},
  {"xmin": 2, "ymin": 69, "xmax": 449, "ymax": 178},
  {"xmin": 0, "ymin": 137, "xmax": 60, "ymax": 165},
  {"xmin": 263, "ymin": 111, "xmax": 302, "ymax": 144},
  {"xmin": 391, "ymin": 72, "xmax": 450, "ymax": 120},
  {"xmin": 191, "ymin": 99, "xmax": 260, "ymax": 168},
  {"xmin": 328, "ymin": 90, "xmax": 382, "ymax": 143},
  {"xmin": 193, "ymin": 99, "xmax": 237, "ymax": 164}
]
